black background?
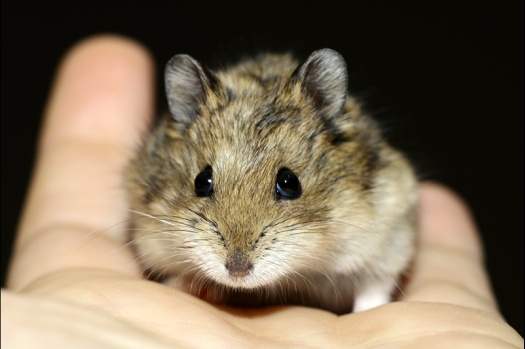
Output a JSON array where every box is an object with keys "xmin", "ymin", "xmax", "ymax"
[{"xmin": 2, "ymin": 1, "xmax": 523, "ymax": 336}]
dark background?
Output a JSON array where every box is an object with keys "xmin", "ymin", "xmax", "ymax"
[{"xmin": 2, "ymin": 1, "xmax": 523, "ymax": 336}]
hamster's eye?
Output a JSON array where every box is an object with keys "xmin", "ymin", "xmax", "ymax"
[
  {"xmin": 275, "ymin": 169, "xmax": 301, "ymax": 200},
  {"xmin": 195, "ymin": 167, "xmax": 213, "ymax": 197}
]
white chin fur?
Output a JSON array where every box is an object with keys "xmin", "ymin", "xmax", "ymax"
[{"xmin": 212, "ymin": 272, "xmax": 263, "ymax": 289}]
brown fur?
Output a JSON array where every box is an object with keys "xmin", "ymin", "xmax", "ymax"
[{"xmin": 125, "ymin": 49, "xmax": 417, "ymax": 313}]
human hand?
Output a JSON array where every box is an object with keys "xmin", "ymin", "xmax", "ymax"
[{"xmin": 2, "ymin": 35, "xmax": 522, "ymax": 348}]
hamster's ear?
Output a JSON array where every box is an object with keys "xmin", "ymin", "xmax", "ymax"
[
  {"xmin": 165, "ymin": 54, "xmax": 218, "ymax": 126},
  {"xmin": 293, "ymin": 49, "xmax": 348, "ymax": 121}
]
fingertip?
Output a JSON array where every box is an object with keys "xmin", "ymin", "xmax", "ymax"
[
  {"xmin": 43, "ymin": 34, "xmax": 156, "ymax": 149},
  {"xmin": 62, "ymin": 34, "xmax": 153, "ymax": 63},
  {"xmin": 418, "ymin": 181, "xmax": 484, "ymax": 260},
  {"xmin": 406, "ymin": 182, "xmax": 498, "ymax": 311},
  {"xmin": 419, "ymin": 181, "xmax": 466, "ymax": 205}
]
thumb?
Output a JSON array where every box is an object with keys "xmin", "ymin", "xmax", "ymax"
[{"xmin": 405, "ymin": 182, "xmax": 499, "ymax": 313}]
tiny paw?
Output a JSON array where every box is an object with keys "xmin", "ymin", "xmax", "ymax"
[{"xmin": 353, "ymin": 291, "xmax": 390, "ymax": 312}]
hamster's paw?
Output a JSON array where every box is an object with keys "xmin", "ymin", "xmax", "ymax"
[{"xmin": 353, "ymin": 281, "xmax": 395, "ymax": 312}]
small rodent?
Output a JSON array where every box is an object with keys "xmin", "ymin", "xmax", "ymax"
[{"xmin": 126, "ymin": 49, "xmax": 417, "ymax": 314}]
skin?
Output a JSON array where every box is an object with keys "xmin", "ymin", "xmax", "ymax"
[{"xmin": 2, "ymin": 35, "xmax": 522, "ymax": 349}]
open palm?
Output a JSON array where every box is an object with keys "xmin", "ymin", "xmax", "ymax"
[{"xmin": 3, "ymin": 36, "xmax": 521, "ymax": 348}]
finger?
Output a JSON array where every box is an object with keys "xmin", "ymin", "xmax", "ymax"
[
  {"xmin": 8, "ymin": 35, "xmax": 155, "ymax": 289},
  {"xmin": 405, "ymin": 182, "xmax": 499, "ymax": 312},
  {"xmin": 22, "ymin": 35, "xmax": 155, "ymax": 244}
]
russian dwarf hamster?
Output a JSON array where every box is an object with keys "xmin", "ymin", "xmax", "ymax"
[{"xmin": 125, "ymin": 49, "xmax": 417, "ymax": 314}]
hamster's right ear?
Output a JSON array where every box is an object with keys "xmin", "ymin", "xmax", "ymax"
[
  {"xmin": 292, "ymin": 49, "xmax": 348, "ymax": 122},
  {"xmin": 165, "ymin": 54, "xmax": 219, "ymax": 127}
]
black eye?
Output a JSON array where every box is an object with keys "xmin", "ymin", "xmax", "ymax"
[
  {"xmin": 275, "ymin": 169, "xmax": 301, "ymax": 200},
  {"xmin": 195, "ymin": 167, "xmax": 213, "ymax": 197}
]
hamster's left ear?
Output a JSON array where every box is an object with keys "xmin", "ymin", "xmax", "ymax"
[
  {"xmin": 292, "ymin": 48, "xmax": 348, "ymax": 121},
  {"xmin": 165, "ymin": 54, "xmax": 220, "ymax": 127}
]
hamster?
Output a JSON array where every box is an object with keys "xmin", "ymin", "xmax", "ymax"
[{"xmin": 125, "ymin": 48, "xmax": 417, "ymax": 314}]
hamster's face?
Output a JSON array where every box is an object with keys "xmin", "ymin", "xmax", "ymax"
[
  {"xmin": 126, "ymin": 50, "xmax": 416, "ymax": 294},
  {"xmin": 127, "ymin": 96, "xmax": 382, "ymax": 291}
]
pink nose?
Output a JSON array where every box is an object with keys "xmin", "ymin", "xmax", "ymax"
[
  {"xmin": 225, "ymin": 250, "xmax": 253, "ymax": 277},
  {"xmin": 226, "ymin": 263, "xmax": 253, "ymax": 277}
]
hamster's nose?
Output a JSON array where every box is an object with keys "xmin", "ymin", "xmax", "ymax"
[{"xmin": 226, "ymin": 249, "xmax": 253, "ymax": 277}]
